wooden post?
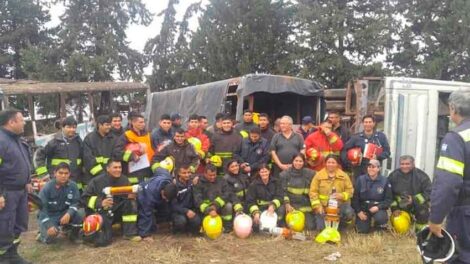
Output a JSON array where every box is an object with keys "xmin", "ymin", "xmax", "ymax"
[{"xmin": 59, "ymin": 93, "xmax": 66, "ymax": 118}]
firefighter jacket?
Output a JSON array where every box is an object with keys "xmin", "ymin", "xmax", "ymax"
[
  {"xmin": 351, "ymin": 174, "xmax": 392, "ymax": 213},
  {"xmin": 83, "ymin": 130, "xmax": 116, "ymax": 181},
  {"xmin": 260, "ymin": 127, "xmax": 275, "ymax": 144},
  {"xmin": 170, "ymin": 178, "xmax": 196, "ymax": 215},
  {"xmin": 430, "ymin": 119, "xmax": 470, "ymax": 224},
  {"xmin": 388, "ymin": 168, "xmax": 432, "ymax": 211},
  {"xmin": 308, "ymin": 168, "xmax": 353, "ymax": 210},
  {"xmin": 0, "ymin": 128, "xmax": 32, "ymax": 195},
  {"xmin": 185, "ymin": 127, "xmax": 211, "ymax": 154},
  {"xmin": 81, "ymin": 172, "xmax": 130, "ymax": 214},
  {"xmin": 304, "ymin": 129, "xmax": 343, "ymax": 171},
  {"xmin": 246, "ymin": 176, "xmax": 283, "ymax": 216},
  {"xmin": 35, "ymin": 132, "xmax": 83, "ymax": 182},
  {"xmin": 111, "ymin": 127, "xmax": 124, "ymax": 138},
  {"xmin": 114, "ymin": 129, "xmax": 154, "ymax": 183},
  {"xmin": 341, "ymin": 130, "xmax": 390, "ymax": 169},
  {"xmin": 38, "ymin": 179, "xmax": 80, "ymax": 229},
  {"xmin": 224, "ymin": 172, "xmax": 250, "ymax": 204},
  {"xmin": 237, "ymin": 137, "xmax": 270, "ymax": 172},
  {"xmin": 152, "ymin": 141, "xmax": 199, "ymax": 173},
  {"xmin": 209, "ymin": 130, "xmax": 242, "ymax": 171},
  {"xmin": 193, "ymin": 176, "xmax": 240, "ymax": 214},
  {"xmin": 280, "ymin": 167, "xmax": 316, "ymax": 213}
]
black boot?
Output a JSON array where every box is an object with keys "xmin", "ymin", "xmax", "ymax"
[{"xmin": 7, "ymin": 244, "xmax": 31, "ymax": 264}]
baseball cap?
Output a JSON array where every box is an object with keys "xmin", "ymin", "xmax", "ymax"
[
  {"xmin": 170, "ymin": 113, "xmax": 182, "ymax": 121},
  {"xmin": 368, "ymin": 159, "xmax": 381, "ymax": 167},
  {"xmin": 302, "ymin": 116, "xmax": 313, "ymax": 125}
]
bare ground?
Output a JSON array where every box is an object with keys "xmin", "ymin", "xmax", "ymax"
[{"xmin": 19, "ymin": 217, "xmax": 421, "ymax": 264}]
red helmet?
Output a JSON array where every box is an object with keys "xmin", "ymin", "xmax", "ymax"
[
  {"xmin": 306, "ymin": 148, "xmax": 323, "ymax": 167},
  {"xmin": 125, "ymin": 143, "xmax": 143, "ymax": 157},
  {"xmin": 83, "ymin": 214, "xmax": 103, "ymax": 236},
  {"xmin": 347, "ymin": 147, "xmax": 362, "ymax": 166}
]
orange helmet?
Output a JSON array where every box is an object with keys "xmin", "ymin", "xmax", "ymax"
[
  {"xmin": 306, "ymin": 148, "xmax": 323, "ymax": 167},
  {"xmin": 125, "ymin": 143, "xmax": 143, "ymax": 157},
  {"xmin": 83, "ymin": 214, "xmax": 103, "ymax": 236},
  {"xmin": 347, "ymin": 147, "xmax": 362, "ymax": 166}
]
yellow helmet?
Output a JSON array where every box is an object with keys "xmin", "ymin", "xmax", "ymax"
[
  {"xmin": 240, "ymin": 130, "xmax": 249, "ymax": 138},
  {"xmin": 203, "ymin": 215, "xmax": 223, "ymax": 240},
  {"xmin": 315, "ymin": 227, "xmax": 341, "ymax": 244},
  {"xmin": 210, "ymin": 155, "xmax": 223, "ymax": 168},
  {"xmin": 158, "ymin": 156, "xmax": 175, "ymax": 173},
  {"xmin": 187, "ymin": 137, "xmax": 202, "ymax": 153},
  {"xmin": 391, "ymin": 211, "xmax": 411, "ymax": 234},
  {"xmin": 286, "ymin": 210, "xmax": 305, "ymax": 232}
]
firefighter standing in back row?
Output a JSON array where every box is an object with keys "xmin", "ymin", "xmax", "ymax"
[
  {"xmin": 429, "ymin": 90, "xmax": 470, "ymax": 263},
  {"xmin": 83, "ymin": 115, "xmax": 117, "ymax": 185},
  {"xmin": 35, "ymin": 116, "xmax": 83, "ymax": 189},
  {"xmin": 0, "ymin": 109, "xmax": 32, "ymax": 264}
]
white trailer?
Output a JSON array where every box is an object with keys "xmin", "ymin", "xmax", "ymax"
[{"xmin": 383, "ymin": 77, "xmax": 470, "ymax": 178}]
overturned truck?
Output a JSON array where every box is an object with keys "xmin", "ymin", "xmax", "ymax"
[{"xmin": 146, "ymin": 74, "xmax": 325, "ymax": 128}]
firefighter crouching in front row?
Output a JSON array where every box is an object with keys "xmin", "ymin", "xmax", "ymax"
[
  {"xmin": 309, "ymin": 155, "xmax": 354, "ymax": 231},
  {"xmin": 352, "ymin": 159, "xmax": 393, "ymax": 233},
  {"xmin": 170, "ymin": 164, "xmax": 201, "ymax": 234},
  {"xmin": 81, "ymin": 159, "xmax": 141, "ymax": 246},
  {"xmin": 193, "ymin": 164, "xmax": 242, "ymax": 232},
  {"xmin": 137, "ymin": 160, "xmax": 177, "ymax": 241},
  {"xmin": 246, "ymin": 164, "xmax": 283, "ymax": 230},
  {"xmin": 37, "ymin": 163, "xmax": 83, "ymax": 243},
  {"xmin": 224, "ymin": 160, "xmax": 250, "ymax": 211},
  {"xmin": 388, "ymin": 155, "xmax": 431, "ymax": 233}
]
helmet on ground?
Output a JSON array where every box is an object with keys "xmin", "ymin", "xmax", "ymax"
[
  {"xmin": 233, "ymin": 214, "xmax": 253, "ymax": 239},
  {"xmin": 210, "ymin": 155, "xmax": 223, "ymax": 168},
  {"xmin": 260, "ymin": 211, "xmax": 278, "ymax": 230},
  {"xmin": 315, "ymin": 227, "xmax": 341, "ymax": 244},
  {"xmin": 203, "ymin": 215, "xmax": 223, "ymax": 240},
  {"xmin": 416, "ymin": 226, "xmax": 456, "ymax": 263},
  {"xmin": 390, "ymin": 211, "xmax": 411, "ymax": 234},
  {"xmin": 306, "ymin": 148, "xmax": 323, "ymax": 167},
  {"xmin": 158, "ymin": 156, "xmax": 175, "ymax": 173},
  {"xmin": 83, "ymin": 214, "xmax": 103, "ymax": 236},
  {"xmin": 125, "ymin": 142, "xmax": 143, "ymax": 157},
  {"xmin": 187, "ymin": 137, "xmax": 202, "ymax": 153},
  {"xmin": 286, "ymin": 210, "xmax": 305, "ymax": 232},
  {"xmin": 347, "ymin": 147, "xmax": 362, "ymax": 166}
]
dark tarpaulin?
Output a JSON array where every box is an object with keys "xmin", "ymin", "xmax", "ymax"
[
  {"xmin": 146, "ymin": 79, "xmax": 231, "ymax": 129},
  {"xmin": 235, "ymin": 74, "xmax": 324, "ymax": 120}
]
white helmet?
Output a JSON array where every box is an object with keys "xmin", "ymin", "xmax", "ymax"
[{"xmin": 259, "ymin": 210, "xmax": 278, "ymax": 230}]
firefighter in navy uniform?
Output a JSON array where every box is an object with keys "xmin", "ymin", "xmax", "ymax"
[
  {"xmin": 170, "ymin": 165, "xmax": 201, "ymax": 234},
  {"xmin": 388, "ymin": 155, "xmax": 431, "ymax": 232},
  {"xmin": 83, "ymin": 115, "xmax": 117, "ymax": 185},
  {"xmin": 429, "ymin": 90, "xmax": 470, "ymax": 263},
  {"xmin": 37, "ymin": 163, "xmax": 83, "ymax": 243},
  {"xmin": 0, "ymin": 109, "xmax": 32, "ymax": 264},
  {"xmin": 35, "ymin": 116, "xmax": 84, "ymax": 189},
  {"xmin": 341, "ymin": 115, "xmax": 390, "ymax": 178},
  {"xmin": 81, "ymin": 159, "xmax": 141, "ymax": 246}
]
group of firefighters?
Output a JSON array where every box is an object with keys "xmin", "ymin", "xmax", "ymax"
[{"xmin": 0, "ymin": 89, "xmax": 470, "ymax": 263}]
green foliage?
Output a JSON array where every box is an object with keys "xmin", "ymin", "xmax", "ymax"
[{"xmin": 0, "ymin": 0, "xmax": 50, "ymax": 79}]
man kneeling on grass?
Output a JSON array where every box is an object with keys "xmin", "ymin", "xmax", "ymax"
[
  {"xmin": 37, "ymin": 163, "xmax": 83, "ymax": 243},
  {"xmin": 81, "ymin": 159, "xmax": 141, "ymax": 246}
]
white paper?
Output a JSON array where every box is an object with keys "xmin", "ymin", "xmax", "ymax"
[{"xmin": 128, "ymin": 154, "xmax": 150, "ymax": 173}]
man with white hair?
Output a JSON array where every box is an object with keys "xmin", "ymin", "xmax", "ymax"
[
  {"xmin": 270, "ymin": 116, "xmax": 305, "ymax": 178},
  {"xmin": 429, "ymin": 90, "xmax": 470, "ymax": 263}
]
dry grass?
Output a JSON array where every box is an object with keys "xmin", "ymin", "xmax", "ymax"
[{"xmin": 19, "ymin": 221, "xmax": 421, "ymax": 264}]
